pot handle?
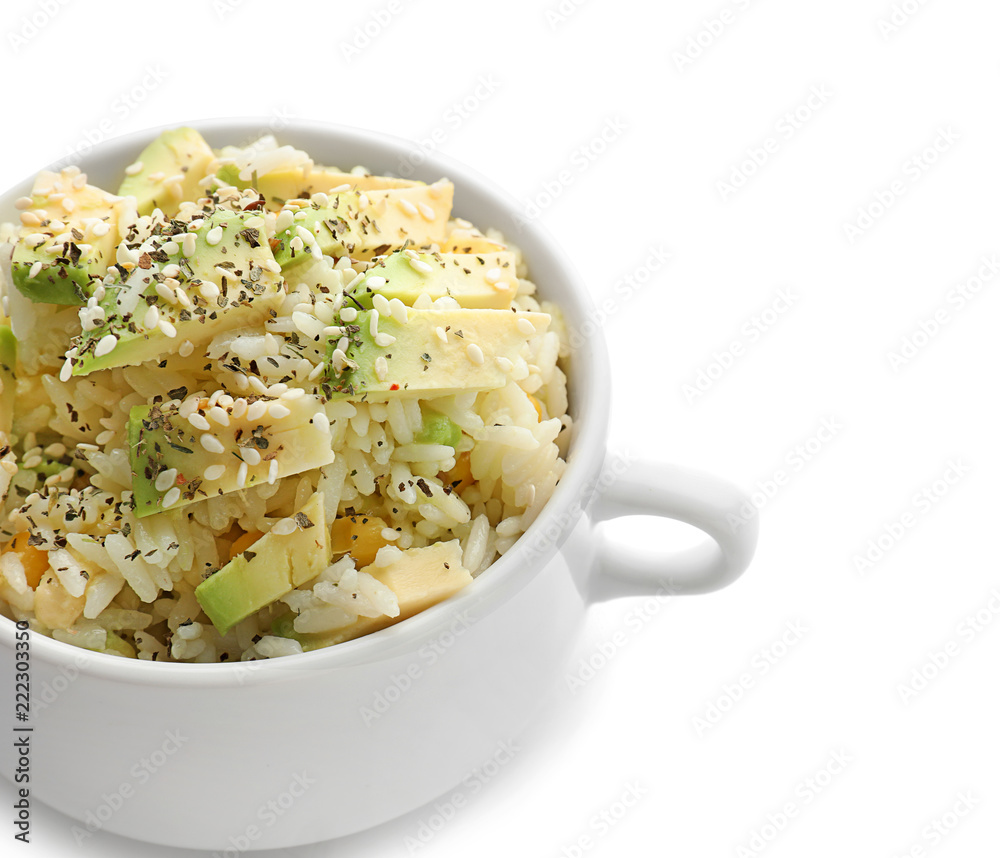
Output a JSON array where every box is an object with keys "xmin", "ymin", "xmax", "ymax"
[{"xmin": 589, "ymin": 456, "xmax": 759, "ymax": 601}]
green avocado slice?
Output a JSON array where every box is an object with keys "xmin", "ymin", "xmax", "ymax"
[{"xmin": 196, "ymin": 492, "xmax": 329, "ymax": 634}]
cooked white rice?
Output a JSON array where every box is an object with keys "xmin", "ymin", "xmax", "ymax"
[{"xmin": 0, "ymin": 133, "xmax": 571, "ymax": 662}]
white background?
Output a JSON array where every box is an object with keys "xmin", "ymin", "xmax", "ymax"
[{"xmin": 2, "ymin": 0, "xmax": 999, "ymax": 855}]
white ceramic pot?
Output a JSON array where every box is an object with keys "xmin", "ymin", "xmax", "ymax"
[{"xmin": 0, "ymin": 120, "xmax": 758, "ymax": 851}]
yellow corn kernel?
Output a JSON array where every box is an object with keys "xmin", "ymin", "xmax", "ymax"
[
  {"xmin": 4, "ymin": 532, "xmax": 48, "ymax": 590},
  {"xmin": 229, "ymin": 530, "xmax": 264, "ymax": 561},
  {"xmin": 330, "ymin": 514, "xmax": 389, "ymax": 568}
]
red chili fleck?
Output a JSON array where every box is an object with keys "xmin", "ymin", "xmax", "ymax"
[
  {"xmin": 389, "ymin": 384, "xmax": 400, "ymax": 391},
  {"xmin": 176, "ymin": 475, "xmax": 188, "ymax": 486}
]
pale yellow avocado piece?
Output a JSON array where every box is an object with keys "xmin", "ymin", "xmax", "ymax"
[
  {"xmin": 10, "ymin": 169, "xmax": 127, "ymax": 305},
  {"xmin": 357, "ymin": 250, "xmax": 519, "ymax": 310},
  {"xmin": 435, "ymin": 226, "xmax": 507, "ymax": 255},
  {"xmin": 24, "ymin": 169, "xmax": 124, "ymax": 269},
  {"xmin": 328, "ymin": 541, "xmax": 473, "ymax": 644},
  {"xmin": 329, "ymin": 308, "xmax": 551, "ymax": 400},
  {"xmin": 273, "ymin": 180, "xmax": 455, "ymax": 267},
  {"xmin": 118, "ymin": 127, "xmax": 215, "ymax": 216},
  {"xmin": 257, "ymin": 168, "xmax": 422, "ymax": 205},
  {"xmin": 196, "ymin": 493, "xmax": 330, "ymax": 634}
]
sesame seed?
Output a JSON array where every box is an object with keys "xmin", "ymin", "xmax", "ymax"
[
  {"xmin": 375, "ymin": 356, "xmax": 389, "ymax": 381},
  {"xmin": 162, "ymin": 487, "xmax": 181, "ymax": 508},
  {"xmin": 14, "ymin": 197, "xmax": 34, "ymax": 210},
  {"xmin": 330, "ymin": 347, "xmax": 349, "ymax": 369},
  {"xmin": 399, "ymin": 199, "xmax": 418, "ymax": 216},
  {"xmin": 492, "ymin": 279, "xmax": 509, "ymax": 292},
  {"xmin": 148, "ymin": 172, "xmax": 165, "ymax": 182},
  {"xmin": 434, "ymin": 326, "xmax": 448, "ymax": 343},
  {"xmin": 242, "ymin": 446, "xmax": 262, "ymax": 467},
  {"xmin": 485, "ymin": 268, "xmax": 502, "ymax": 283},
  {"xmin": 275, "ymin": 210, "xmax": 295, "ymax": 232},
  {"xmin": 516, "ymin": 318, "xmax": 536, "ymax": 335},
  {"xmin": 265, "ymin": 259, "xmax": 282, "ymax": 274},
  {"xmin": 155, "ymin": 283, "xmax": 176, "ymax": 304},
  {"xmin": 188, "ymin": 412, "xmax": 211, "ymax": 431},
  {"xmin": 236, "ymin": 462, "xmax": 248, "ymax": 489},
  {"xmin": 208, "ymin": 406, "xmax": 230, "ymax": 426},
  {"xmin": 62, "ymin": 197, "xmax": 76, "ymax": 213},
  {"xmin": 340, "ymin": 306, "xmax": 358, "ymax": 322},
  {"xmin": 91, "ymin": 221, "xmax": 111, "ymax": 237},
  {"xmin": 374, "ymin": 332, "xmax": 396, "ymax": 347},
  {"xmin": 369, "ymin": 309, "xmax": 380, "ymax": 337},
  {"xmin": 372, "ymin": 293, "xmax": 391, "ymax": 315},
  {"xmin": 417, "ymin": 202, "xmax": 435, "ymax": 221},
  {"xmin": 20, "ymin": 212, "xmax": 41, "ymax": 227},
  {"xmin": 59, "ymin": 359, "xmax": 73, "ymax": 382},
  {"xmin": 200, "ymin": 434, "xmax": 225, "ymax": 454},
  {"xmin": 272, "ymin": 518, "xmax": 297, "ymax": 537},
  {"xmin": 312, "ymin": 411, "xmax": 331, "ymax": 434},
  {"xmin": 466, "ymin": 343, "xmax": 485, "ymax": 365},
  {"xmin": 199, "ymin": 281, "xmax": 221, "ymax": 301},
  {"xmin": 28, "ymin": 260, "xmax": 42, "ymax": 279},
  {"xmin": 281, "ymin": 388, "xmax": 306, "ymax": 401},
  {"xmin": 206, "ymin": 226, "xmax": 224, "ymax": 246},
  {"xmin": 155, "ymin": 468, "xmax": 178, "ymax": 492},
  {"xmin": 268, "ymin": 459, "xmax": 279, "ymax": 485},
  {"xmin": 495, "ymin": 356, "xmax": 514, "ymax": 372},
  {"xmin": 231, "ymin": 399, "xmax": 248, "ymax": 419},
  {"xmin": 94, "ymin": 334, "xmax": 119, "ymax": 358},
  {"xmin": 248, "ymin": 376, "xmax": 268, "ymax": 395},
  {"xmin": 388, "ymin": 298, "xmax": 408, "ymax": 324},
  {"xmin": 124, "ymin": 161, "xmax": 144, "ymax": 176},
  {"xmin": 247, "ymin": 400, "xmax": 268, "ymax": 421},
  {"xmin": 204, "ymin": 464, "xmax": 227, "ymax": 482},
  {"xmin": 330, "ymin": 183, "xmax": 351, "ymax": 193},
  {"xmin": 268, "ymin": 402, "xmax": 291, "ymax": 419},
  {"xmin": 158, "ymin": 320, "xmax": 178, "ymax": 338},
  {"xmin": 182, "ymin": 234, "xmax": 197, "ymax": 257},
  {"xmin": 178, "ymin": 340, "xmax": 195, "ymax": 358},
  {"xmin": 410, "ymin": 258, "xmax": 433, "ymax": 274}
]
